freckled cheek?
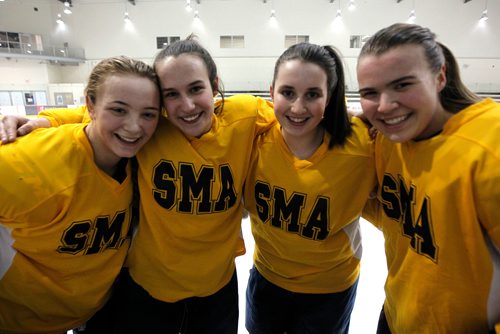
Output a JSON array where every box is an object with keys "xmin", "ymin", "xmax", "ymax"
[
  {"xmin": 163, "ymin": 101, "xmax": 178, "ymax": 116},
  {"xmin": 360, "ymin": 101, "xmax": 377, "ymax": 120},
  {"xmin": 272, "ymin": 99, "xmax": 288, "ymax": 116}
]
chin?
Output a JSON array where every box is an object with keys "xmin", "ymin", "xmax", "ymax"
[{"xmin": 386, "ymin": 133, "xmax": 410, "ymax": 143}]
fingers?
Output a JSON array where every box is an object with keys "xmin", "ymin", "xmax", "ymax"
[
  {"xmin": 369, "ymin": 127, "xmax": 378, "ymax": 140},
  {"xmin": 0, "ymin": 116, "xmax": 43, "ymax": 144},
  {"xmin": 17, "ymin": 124, "xmax": 34, "ymax": 136},
  {"xmin": 0, "ymin": 116, "xmax": 22, "ymax": 144}
]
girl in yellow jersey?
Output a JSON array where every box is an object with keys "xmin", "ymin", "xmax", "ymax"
[
  {"xmin": 0, "ymin": 56, "xmax": 160, "ymax": 334},
  {"xmin": 1, "ymin": 38, "xmax": 276, "ymax": 333},
  {"xmin": 244, "ymin": 43, "xmax": 376, "ymax": 334},
  {"xmin": 357, "ymin": 23, "xmax": 500, "ymax": 333}
]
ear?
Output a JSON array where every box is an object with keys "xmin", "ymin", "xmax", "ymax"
[
  {"xmin": 212, "ymin": 76, "xmax": 219, "ymax": 97},
  {"xmin": 436, "ymin": 63, "xmax": 447, "ymax": 92},
  {"xmin": 86, "ymin": 96, "xmax": 97, "ymax": 121},
  {"xmin": 269, "ymin": 85, "xmax": 274, "ymax": 100}
]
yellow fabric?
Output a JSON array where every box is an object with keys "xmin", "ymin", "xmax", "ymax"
[
  {"xmin": 0, "ymin": 124, "xmax": 132, "ymax": 334},
  {"xmin": 245, "ymin": 117, "xmax": 376, "ymax": 293},
  {"xmin": 373, "ymin": 99, "xmax": 500, "ymax": 333},
  {"xmin": 39, "ymin": 105, "xmax": 91, "ymax": 126},
  {"xmin": 126, "ymin": 95, "xmax": 276, "ymax": 301}
]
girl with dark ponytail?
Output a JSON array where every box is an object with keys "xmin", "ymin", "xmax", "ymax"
[
  {"xmin": 244, "ymin": 42, "xmax": 376, "ymax": 334},
  {"xmin": 357, "ymin": 23, "xmax": 500, "ymax": 333}
]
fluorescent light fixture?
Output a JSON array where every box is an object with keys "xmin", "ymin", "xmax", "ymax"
[
  {"xmin": 63, "ymin": 1, "xmax": 72, "ymax": 14},
  {"xmin": 480, "ymin": 9, "xmax": 488, "ymax": 21},
  {"xmin": 348, "ymin": 0, "xmax": 356, "ymax": 10},
  {"xmin": 56, "ymin": 13, "xmax": 64, "ymax": 24},
  {"xmin": 408, "ymin": 9, "xmax": 416, "ymax": 22}
]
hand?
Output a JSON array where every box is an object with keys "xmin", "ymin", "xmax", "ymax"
[
  {"xmin": 0, "ymin": 116, "xmax": 51, "ymax": 144},
  {"xmin": 369, "ymin": 126, "xmax": 378, "ymax": 140}
]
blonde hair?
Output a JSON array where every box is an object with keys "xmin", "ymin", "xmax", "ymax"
[{"xmin": 85, "ymin": 56, "xmax": 159, "ymax": 104}]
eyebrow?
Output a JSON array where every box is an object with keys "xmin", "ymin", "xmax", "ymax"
[
  {"xmin": 358, "ymin": 75, "xmax": 416, "ymax": 93},
  {"xmin": 110, "ymin": 100, "xmax": 129, "ymax": 106},
  {"xmin": 278, "ymin": 85, "xmax": 323, "ymax": 91},
  {"xmin": 162, "ymin": 80, "xmax": 205, "ymax": 92}
]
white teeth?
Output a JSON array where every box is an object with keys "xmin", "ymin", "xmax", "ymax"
[
  {"xmin": 182, "ymin": 113, "xmax": 201, "ymax": 122},
  {"xmin": 288, "ymin": 116, "xmax": 307, "ymax": 123},
  {"xmin": 117, "ymin": 135, "xmax": 139, "ymax": 143},
  {"xmin": 383, "ymin": 114, "xmax": 408, "ymax": 125}
]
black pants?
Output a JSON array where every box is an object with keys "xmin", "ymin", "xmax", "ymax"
[
  {"xmin": 72, "ymin": 269, "xmax": 128, "ymax": 334},
  {"xmin": 376, "ymin": 306, "xmax": 392, "ymax": 334},
  {"xmin": 114, "ymin": 269, "xmax": 239, "ymax": 334}
]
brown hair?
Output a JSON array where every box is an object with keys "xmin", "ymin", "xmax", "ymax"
[
  {"xmin": 153, "ymin": 35, "xmax": 224, "ymax": 113},
  {"xmin": 359, "ymin": 23, "xmax": 479, "ymax": 113},
  {"xmin": 273, "ymin": 42, "xmax": 351, "ymax": 148}
]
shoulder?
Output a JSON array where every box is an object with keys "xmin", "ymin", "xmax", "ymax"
[
  {"xmin": 1, "ymin": 123, "xmax": 87, "ymax": 163},
  {"xmin": 218, "ymin": 94, "xmax": 274, "ymax": 122},
  {"xmin": 448, "ymin": 99, "xmax": 500, "ymax": 159},
  {"xmin": 341, "ymin": 116, "xmax": 375, "ymax": 157}
]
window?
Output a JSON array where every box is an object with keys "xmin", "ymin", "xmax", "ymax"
[
  {"xmin": 156, "ymin": 36, "xmax": 180, "ymax": 49},
  {"xmin": 220, "ymin": 35, "xmax": 245, "ymax": 49},
  {"xmin": 0, "ymin": 32, "xmax": 7, "ymax": 50},
  {"xmin": 284, "ymin": 35, "xmax": 309, "ymax": 48},
  {"xmin": 7, "ymin": 32, "xmax": 20, "ymax": 51},
  {"xmin": 350, "ymin": 35, "xmax": 370, "ymax": 49},
  {"xmin": 0, "ymin": 31, "xmax": 43, "ymax": 52}
]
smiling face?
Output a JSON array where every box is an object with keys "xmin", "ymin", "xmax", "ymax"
[
  {"xmin": 87, "ymin": 74, "xmax": 160, "ymax": 172},
  {"xmin": 357, "ymin": 44, "xmax": 449, "ymax": 143},
  {"xmin": 271, "ymin": 59, "xmax": 329, "ymax": 148},
  {"xmin": 155, "ymin": 54, "xmax": 216, "ymax": 138}
]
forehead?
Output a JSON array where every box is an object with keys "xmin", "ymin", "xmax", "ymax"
[
  {"xmin": 276, "ymin": 59, "xmax": 328, "ymax": 87},
  {"xmin": 96, "ymin": 74, "xmax": 156, "ymax": 98},
  {"xmin": 357, "ymin": 45, "xmax": 429, "ymax": 84},
  {"xmin": 156, "ymin": 54, "xmax": 209, "ymax": 81}
]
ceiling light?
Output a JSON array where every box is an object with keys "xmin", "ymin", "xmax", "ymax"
[
  {"xmin": 348, "ymin": 0, "xmax": 356, "ymax": 10},
  {"xmin": 56, "ymin": 13, "xmax": 64, "ymax": 24},
  {"xmin": 479, "ymin": 9, "xmax": 488, "ymax": 21},
  {"xmin": 63, "ymin": 1, "xmax": 72, "ymax": 14},
  {"xmin": 124, "ymin": 11, "xmax": 131, "ymax": 22},
  {"xmin": 408, "ymin": 9, "xmax": 416, "ymax": 22}
]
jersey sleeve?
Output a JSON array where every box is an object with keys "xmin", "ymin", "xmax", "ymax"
[
  {"xmin": 38, "ymin": 106, "xmax": 90, "ymax": 127},
  {"xmin": 474, "ymin": 149, "xmax": 500, "ymax": 250},
  {"xmin": 362, "ymin": 197, "xmax": 383, "ymax": 230},
  {"xmin": 254, "ymin": 96, "xmax": 277, "ymax": 135}
]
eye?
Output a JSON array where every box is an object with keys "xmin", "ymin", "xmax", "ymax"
[
  {"xmin": 163, "ymin": 91, "xmax": 178, "ymax": 99},
  {"xmin": 359, "ymin": 90, "xmax": 377, "ymax": 99},
  {"xmin": 190, "ymin": 85, "xmax": 205, "ymax": 94},
  {"xmin": 394, "ymin": 82, "xmax": 412, "ymax": 90},
  {"xmin": 280, "ymin": 89, "xmax": 294, "ymax": 99},
  {"xmin": 110, "ymin": 107, "xmax": 127, "ymax": 114},
  {"xmin": 306, "ymin": 91, "xmax": 321, "ymax": 100},
  {"xmin": 142, "ymin": 110, "xmax": 159, "ymax": 120}
]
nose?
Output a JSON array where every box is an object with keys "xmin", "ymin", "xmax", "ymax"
[
  {"xmin": 377, "ymin": 92, "xmax": 398, "ymax": 113},
  {"xmin": 180, "ymin": 95, "xmax": 196, "ymax": 113},
  {"xmin": 290, "ymin": 97, "xmax": 307, "ymax": 114},
  {"xmin": 123, "ymin": 113, "xmax": 141, "ymax": 133}
]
